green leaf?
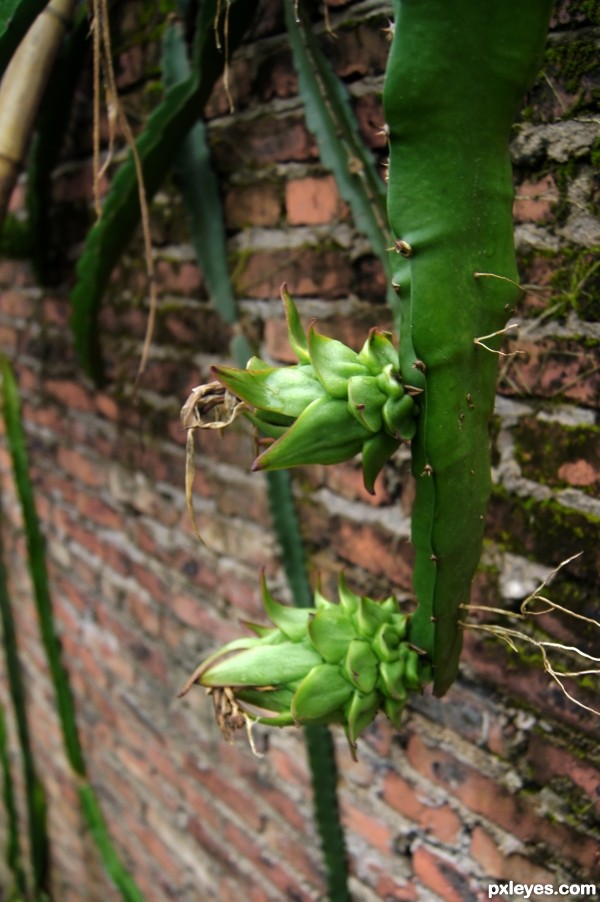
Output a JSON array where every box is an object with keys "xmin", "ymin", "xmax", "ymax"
[
  {"xmin": 78, "ymin": 784, "xmax": 144, "ymax": 902},
  {"xmin": 0, "ymin": 703, "xmax": 27, "ymax": 896},
  {"xmin": 70, "ymin": 0, "xmax": 260, "ymax": 383},
  {"xmin": 283, "ymin": 4, "xmax": 399, "ymax": 320},
  {"xmin": 162, "ymin": 18, "xmax": 237, "ymax": 324},
  {"xmin": 0, "ymin": 357, "xmax": 85, "ymax": 775},
  {"xmin": 0, "ymin": 519, "xmax": 48, "ymax": 894},
  {"xmin": 26, "ymin": 2, "xmax": 89, "ymax": 281}
]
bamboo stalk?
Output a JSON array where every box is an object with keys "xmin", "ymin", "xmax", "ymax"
[{"xmin": 0, "ymin": 0, "xmax": 75, "ymax": 226}]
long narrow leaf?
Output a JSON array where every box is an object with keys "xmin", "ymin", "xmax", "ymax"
[
  {"xmin": 1, "ymin": 357, "xmax": 144, "ymax": 900},
  {"xmin": 1, "ymin": 355, "xmax": 86, "ymax": 776},
  {"xmin": 284, "ymin": 7, "xmax": 398, "ymax": 321},
  {"xmin": 78, "ymin": 784, "xmax": 144, "ymax": 902},
  {"xmin": 0, "ymin": 702, "xmax": 27, "ymax": 897},
  {"xmin": 0, "ymin": 505, "xmax": 49, "ymax": 895},
  {"xmin": 162, "ymin": 20, "xmax": 237, "ymax": 323},
  {"xmin": 70, "ymin": 0, "xmax": 259, "ymax": 383}
]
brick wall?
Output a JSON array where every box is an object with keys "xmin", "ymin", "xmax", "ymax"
[{"xmin": 0, "ymin": 1, "xmax": 598, "ymax": 900}]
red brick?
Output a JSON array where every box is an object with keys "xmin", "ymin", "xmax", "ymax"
[
  {"xmin": 44, "ymin": 379, "xmax": 93, "ymax": 412},
  {"xmin": 232, "ymin": 247, "xmax": 354, "ymax": 299},
  {"xmin": 225, "ymin": 182, "xmax": 282, "ymax": 228},
  {"xmin": 331, "ymin": 520, "xmax": 414, "ymax": 590},
  {"xmin": 406, "ymin": 732, "xmax": 600, "ymax": 874},
  {"xmin": 499, "ymin": 337, "xmax": 599, "ymax": 407},
  {"xmin": 513, "ymin": 175, "xmax": 558, "ymax": 222},
  {"xmin": 412, "ymin": 845, "xmax": 474, "ymax": 902},
  {"xmin": 382, "ymin": 772, "xmax": 462, "ymax": 844},
  {"xmin": 342, "ymin": 800, "xmax": 393, "ymax": 854},
  {"xmin": 285, "ymin": 175, "xmax": 347, "ymax": 225},
  {"xmin": 184, "ymin": 756, "xmax": 264, "ymax": 833}
]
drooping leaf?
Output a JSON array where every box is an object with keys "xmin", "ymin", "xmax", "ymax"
[
  {"xmin": 70, "ymin": 0, "xmax": 260, "ymax": 383},
  {"xmin": 162, "ymin": 18, "xmax": 237, "ymax": 323},
  {"xmin": 1, "ymin": 357, "xmax": 143, "ymax": 900},
  {"xmin": 284, "ymin": 5, "xmax": 399, "ymax": 322},
  {"xmin": 78, "ymin": 784, "xmax": 144, "ymax": 902},
  {"xmin": 0, "ymin": 513, "xmax": 49, "ymax": 894},
  {"xmin": 0, "ymin": 702, "xmax": 27, "ymax": 897}
]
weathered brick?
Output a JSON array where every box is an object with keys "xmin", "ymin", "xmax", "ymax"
[
  {"xmin": 382, "ymin": 772, "xmax": 462, "ymax": 845},
  {"xmin": 225, "ymin": 182, "xmax": 282, "ymax": 228},
  {"xmin": 412, "ymin": 845, "xmax": 476, "ymax": 902},
  {"xmin": 285, "ymin": 175, "xmax": 347, "ymax": 225}
]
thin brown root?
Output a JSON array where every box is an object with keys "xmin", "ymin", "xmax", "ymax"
[
  {"xmin": 245, "ymin": 715, "xmax": 264, "ymax": 758},
  {"xmin": 181, "ymin": 383, "xmax": 246, "ymax": 543},
  {"xmin": 474, "ymin": 323, "xmax": 523, "ymax": 357},
  {"xmin": 473, "ymin": 272, "xmax": 526, "ymax": 294},
  {"xmin": 91, "ymin": 0, "xmax": 157, "ymax": 388},
  {"xmin": 461, "ymin": 551, "xmax": 599, "ymax": 717}
]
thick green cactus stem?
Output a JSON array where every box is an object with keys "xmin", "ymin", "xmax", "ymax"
[{"xmin": 384, "ymin": 0, "xmax": 553, "ymax": 695}]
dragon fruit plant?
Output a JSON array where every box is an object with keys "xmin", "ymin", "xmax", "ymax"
[{"xmin": 180, "ymin": 0, "xmax": 554, "ymax": 742}]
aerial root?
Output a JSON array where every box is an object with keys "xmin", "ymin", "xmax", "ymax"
[
  {"xmin": 180, "ymin": 383, "xmax": 246, "ymax": 543},
  {"xmin": 473, "ymin": 323, "xmax": 524, "ymax": 357},
  {"xmin": 460, "ymin": 553, "xmax": 600, "ymax": 717}
]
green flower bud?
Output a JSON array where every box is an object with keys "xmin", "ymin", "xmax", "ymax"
[
  {"xmin": 178, "ymin": 574, "xmax": 432, "ymax": 755},
  {"xmin": 185, "ymin": 284, "xmax": 420, "ymax": 494}
]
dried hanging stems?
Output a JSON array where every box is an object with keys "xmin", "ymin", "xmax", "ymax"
[
  {"xmin": 90, "ymin": 0, "xmax": 156, "ymax": 386},
  {"xmin": 460, "ymin": 553, "xmax": 600, "ymax": 716}
]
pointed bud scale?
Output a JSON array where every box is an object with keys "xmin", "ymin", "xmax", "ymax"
[
  {"xmin": 382, "ymin": 394, "xmax": 417, "ymax": 439},
  {"xmin": 201, "ymin": 642, "xmax": 322, "ymax": 688},
  {"xmin": 281, "ymin": 284, "xmax": 311, "ymax": 364},
  {"xmin": 345, "ymin": 690, "xmax": 380, "ymax": 744},
  {"xmin": 214, "ymin": 362, "xmax": 326, "ymax": 419},
  {"xmin": 343, "ymin": 639, "xmax": 378, "ymax": 694},
  {"xmin": 361, "ymin": 432, "xmax": 401, "ymax": 495},
  {"xmin": 372, "ymin": 623, "xmax": 402, "ymax": 662},
  {"xmin": 307, "ymin": 324, "xmax": 369, "ymax": 399},
  {"xmin": 338, "ymin": 573, "xmax": 360, "ymax": 613},
  {"xmin": 253, "ymin": 397, "xmax": 368, "ymax": 471},
  {"xmin": 308, "ymin": 608, "xmax": 357, "ymax": 664},
  {"xmin": 357, "ymin": 329, "xmax": 399, "ymax": 374},
  {"xmin": 354, "ymin": 594, "xmax": 390, "ymax": 637},
  {"xmin": 260, "ymin": 571, "xmax": 311, "ymax": 641},
  {"xmin": 291, "ymin": 664, "xmax": 353, "ymax": 722},
  {"xmin": 347, "ymin": 375, "xmax": 386, "ymax": 433}
]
